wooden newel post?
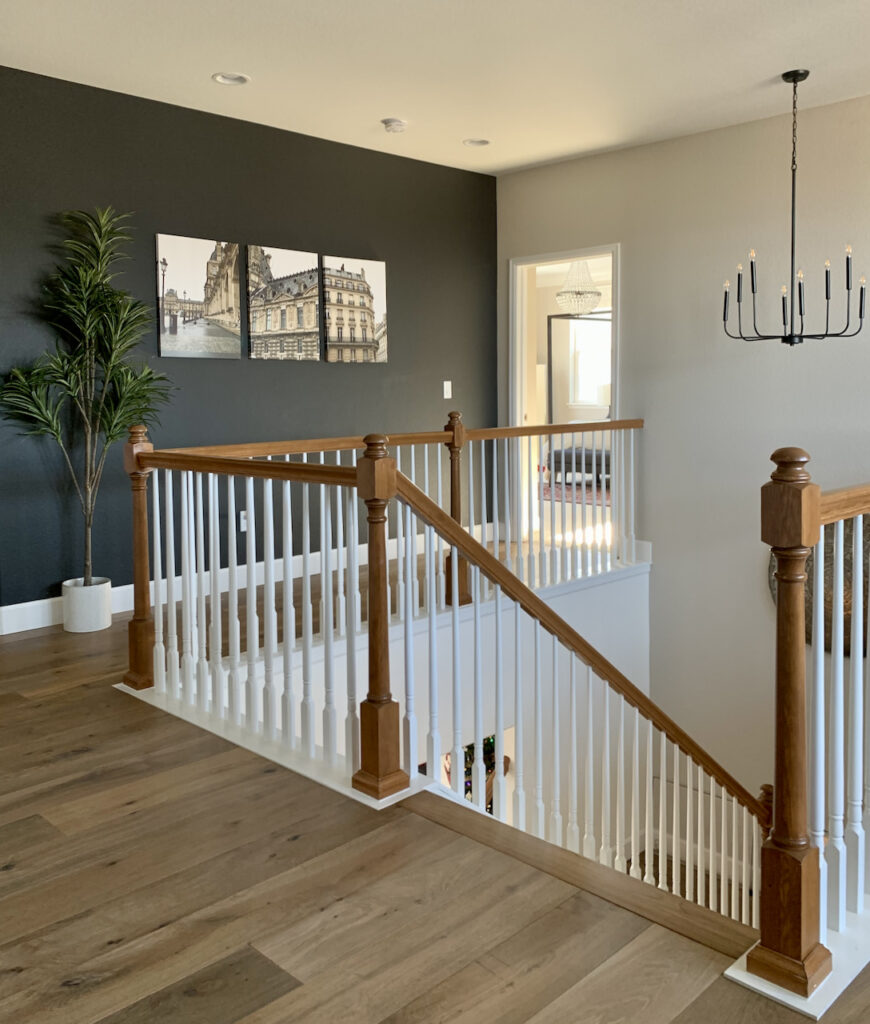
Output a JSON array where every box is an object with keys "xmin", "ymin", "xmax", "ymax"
[
  {"xmin": 123, "ymin": 425, "xmax": 154, "ymax": 691},
  {"xmin": 444, "ymin": 410, "xmax": 471, "ymax": 606},
  {"xmin": 747, "ymin": 447, "xmax": 832, "ymax": 996},
  {"xmin": 352, "ymin": 434, "xmax": 410, "ymax": 799}
]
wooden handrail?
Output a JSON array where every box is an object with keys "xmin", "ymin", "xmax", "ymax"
[
  {"xmin": 155, "ymin": 430, "xmax": 452, "ymax": 460},
  {"xmin": 394, "ymin": 472, "xmax": 763, "ymax": 818},
  {"xmin": 465, "ymin": 418, "xmax": 644, "ymax": 441},
  {"xmin": 138, "ymin": 450, "xmax": 357, "ymax": 487},
  {"xmin": 819, "ymin": 483, "xmax": 870, "ymax": 524}
]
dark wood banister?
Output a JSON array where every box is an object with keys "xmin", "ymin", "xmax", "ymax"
[
  {"xmin": 819, "ymin": 482, "xmax": 870, "ymax": 524},
  {"xmin": 138, "ymin": 450, "xmax": 358, "ymax": 487},
  {"xmin": 394, "ymin": 472, "xmax": 764, "ymax": 819}
]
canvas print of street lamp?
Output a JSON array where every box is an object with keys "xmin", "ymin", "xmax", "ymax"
[
  {"xmin": 246, "ymin": 245, "xmax": 321, "ymax": 360},
  {"xmin": 155, "ymin": 234, "xmax": 242, "ymax": 359},
  {"xmin": 322, "ymin": 256, "xmax": 388, "ymax": 363}
]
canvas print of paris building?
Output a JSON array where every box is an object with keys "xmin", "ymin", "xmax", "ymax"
[
  {"xmin": 246, "ymin": 246, "xmax": 321, "ymax": 360},
  {"xmin": 322, "ymin": 256, "xmax": 387, "ymax": 363},
  {"xmin": 156, "ymin": 234, "xmax": 241, "ymax": 359}
]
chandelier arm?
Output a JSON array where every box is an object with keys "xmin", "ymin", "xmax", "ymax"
[{"xmin": 829, "ymin": 292, "xmax": 853, "ymax": 336}]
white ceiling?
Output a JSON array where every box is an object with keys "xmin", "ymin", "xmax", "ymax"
[{"xmin": 3, "ymin": 1, "xmax": 870, "ymax": 174}]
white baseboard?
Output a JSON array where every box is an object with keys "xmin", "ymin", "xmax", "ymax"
[{"xmin": 0, "ymin": 584, "xmax": 137, "ymax": 635}]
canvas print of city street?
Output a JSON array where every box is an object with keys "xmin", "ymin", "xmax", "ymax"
[
  {"xmin": 156, "ymin": 234, "xmax": 241, "ymax": 359},
  {"xmin": 246, "ymin": 246, "xmax": 321, "ymax": 360},
  {"xmin": 322, "ymin": 256, "xmax": 387, "ymax": 363}
]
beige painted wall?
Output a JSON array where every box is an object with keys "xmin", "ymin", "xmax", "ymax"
[{"xmin": 497, "ymin": 92, "xmax": 870, "ymax": 792}]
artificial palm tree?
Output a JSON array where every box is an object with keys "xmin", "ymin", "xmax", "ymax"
[{"xmin": 0, "ymin": 207, "xmax": 171, "ymax": 586}]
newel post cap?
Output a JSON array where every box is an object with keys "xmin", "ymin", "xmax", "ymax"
[
  {"xmin": 444, "ymin": 409, "xmax": 466, "ymax": 448},
  {"xmin": 761, "ymin": 447, "xmax": 820, "ymax": 549},
  {"xmin": 123, "ymin": 424, "xmax": 153, "ymax": 476},
  {"xmin": 358, "ymin": 434, "xmax": 396, "ymax": 501}
]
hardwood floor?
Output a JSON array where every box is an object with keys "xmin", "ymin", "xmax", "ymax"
[{"xmin": 1, "ymin": 616, "xmax": 869, "ymax": 1022}]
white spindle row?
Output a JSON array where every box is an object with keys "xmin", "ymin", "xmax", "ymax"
[{"xmin": 807, "ymin": 514, "xmax": 870, "ymax": 939}]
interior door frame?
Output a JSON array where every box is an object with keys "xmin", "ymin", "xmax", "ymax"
[{"xmin": 507, "ymin": 242, "xmax": 621, "ymax": 428}]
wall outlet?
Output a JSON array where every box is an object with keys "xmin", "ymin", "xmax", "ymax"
[
  {"xmin": 443, "ymin": 380, "xmax": 452, "ymax": 399},
  {"xmin": 239, "ymin": 509, "xmax": 248, "ymax": 533}
]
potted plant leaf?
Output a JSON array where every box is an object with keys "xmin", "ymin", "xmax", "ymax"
[{"xmin": 0, "ymin": 207, "xmax": 171, "ymax": 631}]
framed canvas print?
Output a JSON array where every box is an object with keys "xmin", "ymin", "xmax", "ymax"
[
  {"xmin": 322, "ymin": 256, "xmax": 387, "ymax": 363},
  {"xmin": 246, "ymin": 245, "xmax": 321, "ymax": 360},
  {"xmin": 156, "ymin": 234, "xmax": 241, "ymax": 359}
]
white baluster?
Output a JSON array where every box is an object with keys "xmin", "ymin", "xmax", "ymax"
[
  {"xmin": 492, "ymin": 438, "xmax": 500, "ymax": 574},
  {"xmin": 403, "ymin": 503, "xmax": 418, "ymax": 780},
  {"xmin": 696, "ymin": 764, "xmax": 705, "ymax": 906},
  {"xmin": 567, "ymin": 657, "xmax": 580, "ymax": 853},
  {"xmin": 226, "ymin": 476, "xmax": 241, "ymax": 725},
  {"xmin": 570, "ymin": 433, "xmax": 578, "ymax": 579},
  {"xmin": 350, "ymin": 448, "xmax": 362, "ymax": 631},
  {"xmin": 533, "ymin": 620, "xmax": 545, "ymax": 838},
  {"xmin": 513, "ymin": 602, "xmax": 526, "ymax": 829},
  {"xmin": 208, "ymin": 474, "xmax": 224, "ymax": 716},
  {"xmin": 301, "ymin": 461, "xmax": 314, "ymax": 758},
  {"xmin": 600, "ymin": 431, "xmax": 609, "ymax": 571},
  {"xmin": 560, "ymin": 431, "xmax": 568, "ymax": 582},
  {"xmin": 537, "ymin": 435, "xmax": 546, "ymax": 586},
  {"xmin": 549, "ymin": 434, "xmax": 557, "ymax": 585},
  {"xmin": 658, "ymin": 730, "xmax": 668, "ymax": 890},
  {"xmin": 436, "ymin": 443, "xmax": 446, "ymax": 608},
  {"xmin": 493, "ymin": 584, "xmax": 506, "ymax": 821},
  {"xmin": 152, "ymin": 467, "xmax": 166, "ymax": 694},
  {"xmin": 731, "ymin": 795, "xmax": 739, "ymax": 920},
  {"xmin": 164, "ymin": 471, "xmax": 180, "ymax": 700},
  {"xmin": 630, "ymin": 706, "xmax": 641, "ymax": 879},
  {"xmin": 180, "ymin": 473, "xmax": 195, "ymax": 705},
  {"xmin": 671, "ymin": 743, "xmax": 680, "ymax": 895},
  {"xmin": 828, "ymin": 517, "xmax": 847, "ymax": 931},
  {"xmin": 720, "ymin": 781, "xmax": 727, "ymax": 913},
  {"xmin": 644, "ymin": 719, "xmax": 654, "ymax": 884},
  {"xmin": 409, "ymin": 445, "xmax": 420, "ymax": 613},
  {"xmin": 425, "ymin": 523, "xmax": 440, "ymax": 783},
  {"xmin": 479, "ymin": 442, "xmax": 489, "ymax": 599},
  {"xmin": 628, "ymin": 430, "xmax": 637, "ymax": 563},
  {"xmin": 527, "ymin": 435, "xmax": 535, "ymax": 585},
  {"xmin": 847, "ymin": 515, "xmax": 865, "ymax": 912},
  {"xmin": 708, "ymin": 777, "xmax": 718, "ymax": 912},
  {"xmin": 581, "ymin": 433, "xmax": 590, "ymax": 576},
  {"xmin": 322, "ymin": 487, "xmax": 337, "ymax": 763},
  {"xmin": 467, "ymin": 435, "xmax": 475, "ymax": 546},
  {"xmin": 345, "ymin": 487, "xmax": 360, "ymax": 773},
  {"xmin": 334, "ymin": 453, "xmax": 346, "ymax": 637},
  {"xmin": 590, "ymin": 431, "xmax": 599, "ymax": 575},
  {"xmin": 318, "ymin": 451, "xmax": 327, "ymax": 632},
  {"xmin": 686, "ymin": 757, "xmax": 694, "ymax": 902},
  {"xmin": 614, "ymin": 695, "xmax": 627, "ymax": 872},
  {"xmin": 752, "ymin": 817, "xmax": 761, "ymax": 929},
  {"xmin": 450, "ymin": 544, "xmax": 463, "ymax": 799},
  {"xmin": 503, "ymin": 439, "xmax": 513, "ymax": 576},
  {"xmin": 811, "ymin": 528, "xmax": 828, "ymax": 941},
  {"xmin": 245, "ymin": 475, "xmax": 259, "ymax": 732},
  {"xmin": 550, "ymin": 635, "xmax": 563, "ymax": 845},
  {"xmin": 282, "ymin": 474, "xmax": 296, "ymax": 747},
  {"xmin": 262, "ymin": 476, "xmax": 276, "ymax": 740},
  {"xmin": 599, "ymin": 680, "xmax": 612, "ymax": 866},
  {"xmin": 195, "ymin": 473, "xmax": 209, "ymax": 710},
  {"xmin": 470, "ymin": 565, "xmax": 485, "ymax": 808},
  {"xmin": 422, "ymin": 446, "xmax": 430, "ymax": 612},
  {"xmin": 583, "ymin": 664, "xmax": 596, "ymax": 859},
  {"xmin": 742, "ymin": 805, "xmax": 750, "ymax": 925}
]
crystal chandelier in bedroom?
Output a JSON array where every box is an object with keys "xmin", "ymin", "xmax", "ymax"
[
  {"xmin": 556, "ymin": 260, "xmax": 602, "ymax": 315},
  {"xmin": 722, "ymin": 70, "xmax": 865, "ymax": 345}
]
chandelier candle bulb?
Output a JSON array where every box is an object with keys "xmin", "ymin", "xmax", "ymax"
[
  {"xmin": 846, "ymin": 245, "xmax": 853, "ymax": 290},
  {"xmin": 749, "ymin": 250, "xmax": 757, "ymax": 293},
  {"xmin": 737, "ymin": 264, "xmax": 743, "ymax": 303},
  {"xmin": 781, "ymin": 286, "xmax": 788, "ymax": 327},
  {"xmin": 826, "ymin": 260, "xmax": 832, "ymax": 300},
  {"xmin": 797, "ymin": 270, "xmax": 805, "ymax": 316},
  {"xmin": 860, "ymin": 277, "xmax": 866, "ymax": 320}
]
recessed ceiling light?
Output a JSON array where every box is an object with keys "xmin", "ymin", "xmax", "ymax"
[
  {"xmin": 381, "ymin": 117, "xmax": 408, "ymax": 134},
  {"xmin": 463, "ymin": 138, "xmax": 490, "ymax": 147},
  {"xmin": 211, "ymin": 72, "xmax": 250, "ymax": 86}
]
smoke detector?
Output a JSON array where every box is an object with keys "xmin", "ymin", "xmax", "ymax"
[{"xmin": 381, "ymin": 118, "xmax": 408, "ymax": 134}]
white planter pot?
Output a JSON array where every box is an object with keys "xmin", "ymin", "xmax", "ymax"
[{"xmin": 62, "ymin": 577, "xmax": 112, "ymax": 632}]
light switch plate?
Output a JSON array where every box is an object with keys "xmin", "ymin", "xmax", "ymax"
[{"xmin": 443, "ymin": 380, "xmax": 452, "ymax": 399}]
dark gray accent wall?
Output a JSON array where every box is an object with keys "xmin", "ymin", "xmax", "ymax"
[{"xmin": 0, "ymin": 66, "xmax": 496, "ymax": 606}]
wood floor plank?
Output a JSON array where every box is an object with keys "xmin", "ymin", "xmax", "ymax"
[
  {"xmin": 382, "ymin": 890, "xmax": 650, "ymax": 1024},
  {"xmin": 92, "ymin": 946, "xmax": 300, "ymax": 1024},
  {"xmin": 524, "ymin": 925, "xmax": 728, "ymax": 1024},
  {"xmin": 0, "ymin": 815, "xmax": 63, "ymax": 861}
]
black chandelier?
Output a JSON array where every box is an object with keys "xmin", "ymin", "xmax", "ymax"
[{"xmin": 722, "ymin": 70, "xmax": 865, "ymax": 345}]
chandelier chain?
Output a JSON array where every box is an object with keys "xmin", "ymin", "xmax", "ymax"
[{"xmin": 792, "ymin": 80, "xmax": 798, "ymax": 173}]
